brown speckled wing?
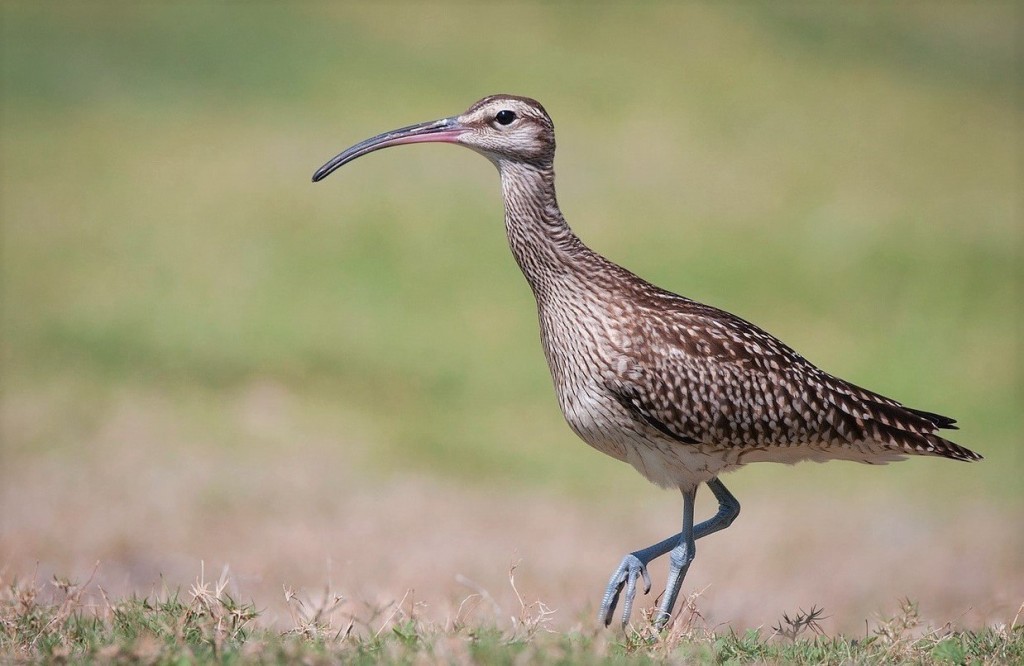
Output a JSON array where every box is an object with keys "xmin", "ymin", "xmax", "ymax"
[{"xmin": 606, "ymin": 281, "xmax": 980, "ymax": 462}]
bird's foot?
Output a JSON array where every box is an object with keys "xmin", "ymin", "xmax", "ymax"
[
  {"xmin": 652, "ymin": 541, "xmax": 695, "ymax": 630},
  {"xmin": 598, "ymin": 554, "xmax": 652, "ymax": 627}
]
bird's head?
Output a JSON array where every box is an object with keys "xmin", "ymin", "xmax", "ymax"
[{"xmin": 313, "ymin": 94, "xmax": 555, "ymax": 182}]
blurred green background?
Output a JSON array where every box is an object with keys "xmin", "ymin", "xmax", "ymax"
[{"xmin": 2, "ymin": 3, "xmax": 1020, "ymax": 508}]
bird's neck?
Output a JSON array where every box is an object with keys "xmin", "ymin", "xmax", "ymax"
[{"xmin": 498, "ymin": 161, "xmax": 591, "ymax": 297}]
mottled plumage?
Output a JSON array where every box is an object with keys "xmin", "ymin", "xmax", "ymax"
[
  {"xmin": 313, "ymin": 94, "xmax": 981, "ymax": 631},
  {"xmin": 494, "ymin": 154, "xmax": 977, "ymax": 491}
]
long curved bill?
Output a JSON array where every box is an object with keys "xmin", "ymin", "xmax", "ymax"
[{"xmin": 312, "ymin": 116, "xmax": 466, "ymax": 182}]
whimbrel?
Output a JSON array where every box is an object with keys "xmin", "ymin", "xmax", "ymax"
[{"xmin": 312, "ymin": 95, "xmax": 982, "ymax": 629}]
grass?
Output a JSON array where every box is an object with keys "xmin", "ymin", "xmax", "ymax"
[{"xmin": 3, "ymin": 568, "xmax": 1022, "ymax": 664}]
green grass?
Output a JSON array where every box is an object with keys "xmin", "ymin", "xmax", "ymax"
[{"xmin": 3, "ymin": 573, "xmax": 1022, "ymax": 664}]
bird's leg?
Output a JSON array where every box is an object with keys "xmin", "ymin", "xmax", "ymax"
[
  {"xmin": 598, "ymin": 533, "xmax": 675, "ymax": 628},
  {"xmin": 698, "ymin": 477, "xmax": 741, "ymax": 539},
  {"xmin": 599, "ymin": 477, "xmax": 741, "ymax": 628},
  {"xmin": 652, "ymin": 479, "xmax": 740, "ymax": 629},
  {"xmin": 652, "ymin": 487, "xmax": 697, "ymax": 629}
]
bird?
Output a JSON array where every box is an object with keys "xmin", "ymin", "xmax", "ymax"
[{"xmin": 312, "ymin": 94, "xmax": 982, "ymax": 630}]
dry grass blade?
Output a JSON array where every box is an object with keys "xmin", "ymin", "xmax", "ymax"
[
  {"xmin": 30, "ymin": 561, "xmax": 99, "ymax": 650},
  {"xmin": 771, "ymin": 605, "xmax": 828, "ymax": 641},
  {"xmin": 507, "ymin": 559, "xmax": 555, "ymax": 642},
  {"xmin": 283, "ymin": 582, "xmax": 347, "ymax": 640}
]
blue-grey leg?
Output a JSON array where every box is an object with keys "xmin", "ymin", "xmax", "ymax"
[
  {"xmin": 653, "ymin": 487, "xmax": 696, "ymax": 629},
  {"xmin": 599, "ymin": 477, "xmax": 740, "ymax": 628}
]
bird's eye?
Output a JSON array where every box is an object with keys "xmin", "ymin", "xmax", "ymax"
[{"xmin": 495, "ymin": 110, "xmax": 517, "ymax": 126}]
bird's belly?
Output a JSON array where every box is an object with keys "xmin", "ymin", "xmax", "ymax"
[{"xmin": 559, "ymin": 385, "xmax": 732, "ymax": 490}]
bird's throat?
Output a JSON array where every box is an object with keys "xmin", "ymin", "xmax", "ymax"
[{"xmin": 498, "ymin": 162, "xmax": 587, "ymax": 297}]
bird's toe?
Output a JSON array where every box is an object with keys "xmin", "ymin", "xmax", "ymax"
[{"xmin": 598, "ymin": 554, "xmax": 651, "ymax": 627}]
